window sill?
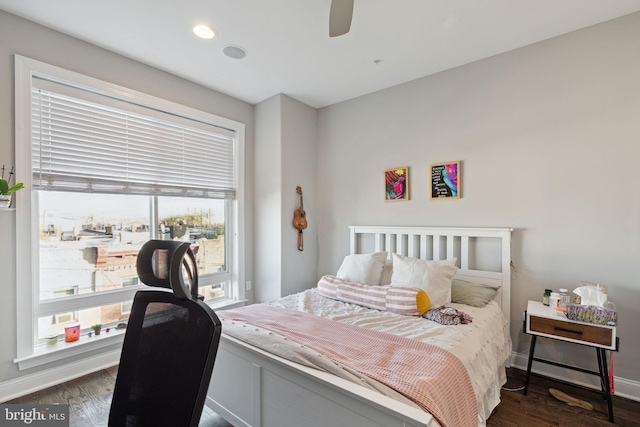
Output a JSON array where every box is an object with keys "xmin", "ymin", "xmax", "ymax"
[
  {"xmin": 14, "ymin": 298, "xmax": 247, "ymax": 371},
  {"xmin": 208, "ymin": 298, "xmax": 248, "ymax": 311},
  {"xmin": 14, "ymin": 328, "xmax": 126, "ymax": 371}
]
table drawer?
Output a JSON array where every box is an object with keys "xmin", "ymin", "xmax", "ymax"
[{"xmin": 529, "ymin": 315, "xmax": 613, "ymax": 347}]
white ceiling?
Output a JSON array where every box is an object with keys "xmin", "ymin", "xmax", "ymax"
[{"xmin": 2, "ymin": 0, "xmax": 640, "ymax": 108}]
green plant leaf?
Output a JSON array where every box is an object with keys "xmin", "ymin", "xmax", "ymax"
[{"xmin": 8, "ymin": 182, "xmax": 24, "ymax": 194}]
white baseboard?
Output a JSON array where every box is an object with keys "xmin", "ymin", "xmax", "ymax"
[
  {"xmin": 510, "ymin": 351, "xmax": 640, "ymax": 403},
  {"xmin": 0, "ymin": 349, "xmax": 120, "ymax": 403}
]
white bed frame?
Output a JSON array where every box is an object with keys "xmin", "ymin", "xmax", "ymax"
[{"xmin": 206, "ymin": 226, "xmax": 512, "ymax": 427}]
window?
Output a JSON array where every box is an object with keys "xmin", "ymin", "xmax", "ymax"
[{"xmin": 15, "ymin": 56, "xmax": 245, "ymax": 367}]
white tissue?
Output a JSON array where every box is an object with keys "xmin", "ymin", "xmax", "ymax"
[{"xmin": 573, "ymin": 286, "xmax": 607, "ymax": 307}]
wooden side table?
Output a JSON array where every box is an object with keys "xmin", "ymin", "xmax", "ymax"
[{"xmin": 524, "ymin": 300, "xmax": 619, "ymax": 422}]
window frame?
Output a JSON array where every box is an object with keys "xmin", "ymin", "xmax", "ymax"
[{"xmin": 14, "ymin": 55, "xmax": 246, "ymax": 369}]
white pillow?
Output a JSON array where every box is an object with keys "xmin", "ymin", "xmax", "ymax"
[
  {"xmin": 390, "ymin": 254, "xmax": 458, "ymax": 307},
  {"xmin": 336, "ymin": 252, "xmax": 388, "ymax": 286}
]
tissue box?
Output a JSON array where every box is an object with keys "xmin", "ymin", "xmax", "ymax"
[{"xmin": 565, "ymin": 303, "xmax": 617, "ymax": 326}]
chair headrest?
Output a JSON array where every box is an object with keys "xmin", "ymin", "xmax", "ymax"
[{"xmin": 136, "ymin": 240, "xmax": 199, "ymax": 301}]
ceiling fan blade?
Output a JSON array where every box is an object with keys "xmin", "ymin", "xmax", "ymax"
[{"xmin": 329, "ymin": 0, "xmax": 354, "ymax": 37}]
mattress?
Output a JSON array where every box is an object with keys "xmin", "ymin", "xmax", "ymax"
[{"xmin": 220, "ymin": 288, "xmax": 512, "ymax": 426}]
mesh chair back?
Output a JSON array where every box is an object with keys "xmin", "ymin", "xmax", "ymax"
[{"xmin": 108, "ymin": 241, "xmax": 222, "ymax": 427}]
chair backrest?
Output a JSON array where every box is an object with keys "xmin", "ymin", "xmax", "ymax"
[{"xmin": 108, "ymin": 240, "xmax": 222, "ymax": 427}]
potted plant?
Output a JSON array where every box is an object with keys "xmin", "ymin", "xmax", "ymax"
[
  {"xmin": 0, "ymin": 165, "xmax": 24, "ymax": 209},
  {"xmin": 91, "ymin": 324, "xmax": 103, "ymax": 336}
]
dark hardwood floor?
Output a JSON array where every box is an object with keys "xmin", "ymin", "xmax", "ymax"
[
  {"xmin": 6, "ymin": 366, "xmax": 639, "ymax": 426},
  {"xmin": 6, "ymin": 365, "xmax": 231, "ymax": 427},
  {"xmin": 488, "ymin": 368, "xmax": 640, "ymax": 427}
]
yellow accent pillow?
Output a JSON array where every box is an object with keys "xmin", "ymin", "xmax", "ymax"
[{"xmin": 415, "ymin": 290, "xmax": 431, "ymax": 316}]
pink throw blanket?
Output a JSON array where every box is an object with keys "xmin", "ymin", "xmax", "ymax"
[{"xmin": 219, "ymin": 305, "xmax": 477, "ymax": 427}]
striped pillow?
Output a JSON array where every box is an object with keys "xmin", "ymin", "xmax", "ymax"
[{"xmin": 317, "ymin": 275, "xmax": 430, "ymax": 316}]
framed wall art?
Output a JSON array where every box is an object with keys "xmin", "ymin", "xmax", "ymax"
[
  {"xmin": 430, "ymin": 161, "xmax": 460, "ymax": 199},
  {"xmin": 384, "ymin": 167, "xmax": 409, "ymax": 201}
]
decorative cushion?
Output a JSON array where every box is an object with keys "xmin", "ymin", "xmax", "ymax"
[
  {"xmin": 336, "ymin": 252, "xmax": 387, "ymax": 286},
  {"xmin": 451, "ymin": 279, "xmax": 500, "ymax": 307},
  {"xmin": 390, "ymin": 254, "xmax": 458, "ymax": 308},
  {"xmin": 317, "ymin": 275, "xmax": 430, "ymax": 316}
]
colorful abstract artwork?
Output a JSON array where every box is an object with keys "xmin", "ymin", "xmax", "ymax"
[
  {"xmin": 385, "ymin": 167, "xmax": 409, "ymax": 201},
  {"xmin": 431, "ymin": 161, "xmax": 460, "ymax": 199}
]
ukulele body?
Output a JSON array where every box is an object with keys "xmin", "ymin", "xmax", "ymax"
[{"xmin": 293, "ymin": 186, "xmax": 308, "ymax": 251}]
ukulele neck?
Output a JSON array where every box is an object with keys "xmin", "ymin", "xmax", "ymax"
[{"xmin": 297, "ymin": 186, "xmax": 304, "ymax": 214}]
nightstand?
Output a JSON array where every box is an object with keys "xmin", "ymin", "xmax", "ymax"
[{"xmin": 524, "ymin": 300, "xmax": 619, "ymax": 422}]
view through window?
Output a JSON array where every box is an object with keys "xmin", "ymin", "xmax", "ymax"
[{"xmin": 37, "ymin": 192, "xmax": 228, "ymax": 339}]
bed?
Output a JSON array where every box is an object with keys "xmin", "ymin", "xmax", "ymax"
[{"xmin": 206, "ymin": 226, "xmax": 513, "ymax": 427}]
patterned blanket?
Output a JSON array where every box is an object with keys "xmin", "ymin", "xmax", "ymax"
[{"xmin": 219, "ymin": 304, "xmax": 477, "ymax": 427}]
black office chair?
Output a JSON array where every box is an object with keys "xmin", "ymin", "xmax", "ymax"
[{"xmin": 108, "ymin": 240, "xmax": 222, "ymax": 427}]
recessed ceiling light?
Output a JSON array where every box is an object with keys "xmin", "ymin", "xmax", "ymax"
[{"xmin": 193, "ymin": 24, "xmax": 216, "ymax": 39}]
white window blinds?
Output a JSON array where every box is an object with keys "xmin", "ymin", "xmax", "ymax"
[{"xmin": 31, "ymin": 77, "xmax": 236, "ymax": 199}]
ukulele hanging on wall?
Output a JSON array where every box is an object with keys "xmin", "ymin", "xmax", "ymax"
[{"xmin": 293, "ymin": 186, "xmax": 308, "ymax": 251}]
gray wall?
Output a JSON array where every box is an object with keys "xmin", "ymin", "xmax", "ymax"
[
  {"xmin": 280, "ymin": 95, "xmax": 318, "ymax": 298},
  {"xmin": 0, "ymin": 10, "xmax": 254, "ymax": 384},
  {"xmin": 254, "ymin": 95, "xmax": 283, "ymax": 302},
  {"xmin": 254, "ymin": 94, "xmax": 318, "ymax": 302},
  {"xmin": 316, "ymin": 12, "xmax": 640, "ymax": 385}
]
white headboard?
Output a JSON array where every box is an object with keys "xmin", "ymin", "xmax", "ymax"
[{"xmin": 349, "ymin": 226, "xmax": 512, "ymax": 323}]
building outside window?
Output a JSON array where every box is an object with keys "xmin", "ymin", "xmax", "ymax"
[{"xmin": 37, "ymin": 193, "xmax": 229, "ymax": 338}]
